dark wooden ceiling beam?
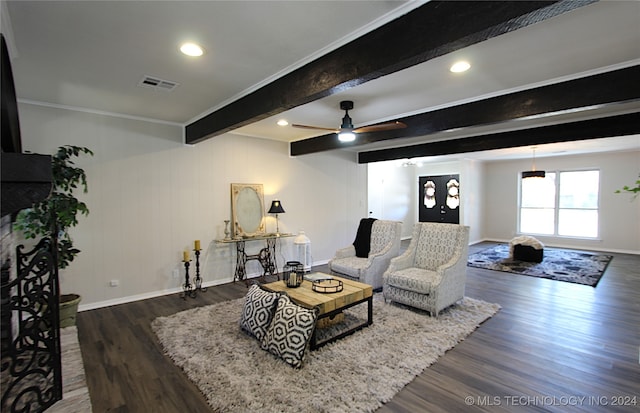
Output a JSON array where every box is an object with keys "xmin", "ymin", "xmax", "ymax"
[
  {"xmin": 357, "ymin": 112, "xmax": 640, "ymax": 163},
  {"xmin": 290, "ymin": 65, "xmax": 640, "ymax": 156},
  {"xmin": 186, "ymin": 0, "xmax": 593, "ymax": 144}
]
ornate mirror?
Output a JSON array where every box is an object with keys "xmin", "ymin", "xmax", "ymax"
[{"xmin": 231, "ymin": 183, "xmax": 265, "ymax": 237}]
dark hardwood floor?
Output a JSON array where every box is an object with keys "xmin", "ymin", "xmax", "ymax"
[{"xmin": 77, "ymin": 242, "xmax": 640, "ymax": 412}]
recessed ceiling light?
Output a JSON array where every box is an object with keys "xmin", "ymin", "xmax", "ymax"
[
  {"xmin": 180, "ymin": 42, "xmax": 204, "ymax": 57},
  {"xmin": 450, "ymin": 61, "xmax": 470, "ymax": 73},
  {"xmin": 277, "ymin": 119, "xmax": 289, "ymax": 126}
]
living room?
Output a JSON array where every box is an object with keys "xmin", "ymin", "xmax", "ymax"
[
  {"xmin": 17, "ymin": 101, "xmax": 640, "ymax": 310},
  {"xmin": 2, "ymin": 1, "xmax": 639, "ymax": 411}
]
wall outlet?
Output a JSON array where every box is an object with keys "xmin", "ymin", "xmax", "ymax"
[
  {"xmin": 172, "ymin": 268, "xmax": 180, "ymax": 278},
  {"xmin": 109, "ymin": 279, "xmax": 119, "ymax": 287}
]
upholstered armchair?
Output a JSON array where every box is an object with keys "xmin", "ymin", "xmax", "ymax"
[
  {"xmin": 328, "ymin": 219, "xmax": 402, "ymax": 290},
  {"xmin": 383, "ymin": 222, "xmax": 469, "ymax": 316}
]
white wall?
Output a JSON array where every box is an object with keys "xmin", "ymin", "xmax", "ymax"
[
  {"xmin": 484, "ymin": 150, "xmax": 640, "ymax": 253},
  {"xmin": 367, "ymin": 160, "xmax": 414, "ymax": 238},
  {"xmin": 18, "ymin": 103, "xmax": 368, "ymax": 310},
  {"xmin": 459, "ymin": 159, "xmax": 484, "ymax": 244}
]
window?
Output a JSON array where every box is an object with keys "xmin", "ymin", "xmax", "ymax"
[{"xmin": 519, "ymin": 170, "xmax": 599, "ymax": 238}]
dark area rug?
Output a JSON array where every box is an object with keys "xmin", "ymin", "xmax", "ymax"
[{"xmin": 467, "ymin": 244, "xmax": 612, "ymax": 287}]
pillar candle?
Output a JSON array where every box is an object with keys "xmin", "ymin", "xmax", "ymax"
[
  {"xmin": 289, "ymin": 272, "xmax": 296, "ymax": 286},
  {"xmin": 194, "ymin": 240, "xmax": 201, "ymax": 250},
  {"xmin": 183, "ymin": 250, "xmax": 190, "ymax": 261}
]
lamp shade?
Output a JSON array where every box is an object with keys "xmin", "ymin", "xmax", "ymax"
[
  {"xmin": 522, "ymin": 170, "xmax": 546, "ymax": 179},
  {"xmin": 268, "ymin": 200, "xmax": 285, "ymax": 214}
]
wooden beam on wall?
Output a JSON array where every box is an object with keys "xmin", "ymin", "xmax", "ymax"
[
  {"xmin": 290, "ymin": 65, "xmax": 640, "ymax": 157},
  {"xmin": 186, "ymin": 0, "xmax": 592, "ymax": 144},
  {"xmin": 357, "ymin": 112, "xmax": 640, "ymax": 164}
]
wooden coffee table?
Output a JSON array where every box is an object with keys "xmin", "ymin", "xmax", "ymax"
[{"xmin": 262, "ymin": 274, "xmax": 373, "ymax": 350}]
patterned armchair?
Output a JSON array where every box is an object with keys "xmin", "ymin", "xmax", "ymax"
[
  {"xmin": 383, "ymin": 222, "xmax": 469, "ymax": 316},
  {"xmin": 328, "ymin": 220, "xmax": 402, "ymax": 290}
]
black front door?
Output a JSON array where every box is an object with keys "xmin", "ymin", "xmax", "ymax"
[{"xmin": 418, "ymin": 174, "xmax": 460, "ymax": 224}]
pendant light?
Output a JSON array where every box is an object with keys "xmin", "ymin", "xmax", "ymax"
[{"xmin": 522, "ymin": 147, "xmax": 546, "ymax": 179}]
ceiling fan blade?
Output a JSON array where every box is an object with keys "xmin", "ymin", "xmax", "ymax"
[
  {"xmin": 353, "ymin": 121, "xmax": 407, "ymax": 134},
  {"xmin": 291, "ymin": 124, "xmax": 339, "ymax": 132}
]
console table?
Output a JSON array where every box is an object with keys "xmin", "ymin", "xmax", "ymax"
[{"xmin": 215, "ymin": 234, "xmax": 294, "ymax": 283}]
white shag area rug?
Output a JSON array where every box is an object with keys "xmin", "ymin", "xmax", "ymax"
[{"xmin": 152, "ymin": 294, "xmax": 500, "ymax": 413}]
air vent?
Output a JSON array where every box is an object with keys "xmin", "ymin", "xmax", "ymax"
[{"xmin": 138, "ymin": 75, "xmax": 179, "ymax": 92}]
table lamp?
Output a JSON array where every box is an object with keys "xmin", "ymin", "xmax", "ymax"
[{"xmin": 268, "ymin": 199, "xmax": 285, "ymax": 234}]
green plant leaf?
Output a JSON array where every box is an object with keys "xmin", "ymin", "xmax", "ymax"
[
  {"xmin": 13, "ymin": 145, "xmax": 93, "ymax": 269},
  {"xmin": 615, "ymin": 175, "xmax": 640, "ymax": 200}
]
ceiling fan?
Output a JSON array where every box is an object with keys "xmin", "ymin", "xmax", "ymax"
[{"xmin": 291, "ymin": 100, "xmax": 406, "ymax": 142}]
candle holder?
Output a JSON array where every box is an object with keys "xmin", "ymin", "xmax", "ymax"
[
  {"xmin": 193, "ymin": 248, "xmax": 207, "ymax": 293},
  {"xmin": 181, "ymin": 260, "xmax": 196, "ymax": 299},
  {"xmin": 224, "ymin": 220, "xmax": 231, "ymax": 240}
]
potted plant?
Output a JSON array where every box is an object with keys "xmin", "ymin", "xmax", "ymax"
[
  {"xmin": 615, "ymin": 174, "xmax": 640, "ymax": 201},
  {"xmin": 14, "ymin": 145, "xmax": 93, "ymax": 327}
]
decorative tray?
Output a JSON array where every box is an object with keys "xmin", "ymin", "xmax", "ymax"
[{"xmin": 312, "ymin": 279, "xmax": 343, "ymax": 294}]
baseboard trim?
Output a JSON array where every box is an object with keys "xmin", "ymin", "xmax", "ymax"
[
  {"xmin": 78, "ymin": 277, "xmax": 233, "ymax": 312},
  {"xmin": 77, "ymin": 260, "xmax": 330, "ymax": 311}
]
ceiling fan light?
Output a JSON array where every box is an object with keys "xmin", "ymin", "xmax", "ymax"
[
  {"xmin": 340, "ymin": 114, "xmax": 354, "ymax": 130},
  {"xmin": 338, "ymin": 130, "xmax": 356, "ymax": 142}
]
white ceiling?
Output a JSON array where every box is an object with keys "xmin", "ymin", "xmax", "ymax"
[{"xmin": 3, "ymin": 0, "xmax": 640, "ymax": 161}]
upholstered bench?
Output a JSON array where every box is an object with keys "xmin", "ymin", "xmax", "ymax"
[{"xmin": 509, "ymin": 236, "xmax": 544, "ymax": 263}]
